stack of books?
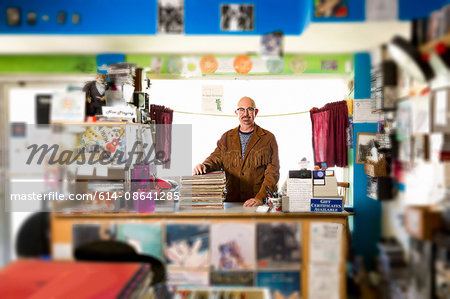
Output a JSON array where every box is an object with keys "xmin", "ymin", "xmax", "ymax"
[{"xmin": 180, "ymin": 171, "xmax": 226, "ymax": 209}]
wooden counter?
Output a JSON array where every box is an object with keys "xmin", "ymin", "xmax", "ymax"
[
  {"xmin": 51, "ymin": 203, "xmax": 349, "ymax": 299},
  {"xmin": 52, "ymin": 202, "xmax": 350, "ymax": 218}
]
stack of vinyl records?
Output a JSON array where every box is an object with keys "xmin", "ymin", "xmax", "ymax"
[{"xmin": 180, "ymin": 171, "xmax": 226, "ymax": 209}]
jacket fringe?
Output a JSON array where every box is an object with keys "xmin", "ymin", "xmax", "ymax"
[
  {"xmin": 223, "ymin": 149, "xmax": 272, "ymax": 169},
  {"xmin": 224, "ymin": 151, "xmax": 241, "ymax": 169},
  {"xmin": 245, "ymin": 149, "xmax": 271, "ymax": 169}
]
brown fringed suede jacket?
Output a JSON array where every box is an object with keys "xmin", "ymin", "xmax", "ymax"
[{"xmin": 203, "ymin": 124, "xmax": 280, "ymax": 202}]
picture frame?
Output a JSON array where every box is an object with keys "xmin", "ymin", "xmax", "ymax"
[
  {"xmin": 220, "ymin": 4, "xmax": 255, "ymax": 32},
  {"xmin": 314, "ymin": 0, "xmax": 348, "ymax": 18},
  {"xmin": 157, "ymin": 0, "xmax": 184, "ymax": 34},
  {"xmin": 355, "ymin": 132, "xmax": 377, "ymax": 164}
]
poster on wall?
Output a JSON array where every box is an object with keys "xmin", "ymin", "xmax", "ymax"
[
  {"xmin": 220, "ymin": 4, "xmax": 254, "ymax": 31},
  {"xmin": 314, "ymin": 0, "xmax": 348, "ymax": 18},
  {"xmin": 202, "ymin": 85, "xmax": 224, "ymax": 113},
  {"xmin": 158, "ymin": 0, "xmax": 184, "ymax": 34}
]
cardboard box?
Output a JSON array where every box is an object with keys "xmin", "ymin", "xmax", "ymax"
[{"xmin": 405, "ymin": 206, "xmax": 443, "ymax": 240}]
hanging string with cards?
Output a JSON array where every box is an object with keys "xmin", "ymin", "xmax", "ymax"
[{"xmin": 173, "ymin": 110, "xmax": 310, "ymax": 117}]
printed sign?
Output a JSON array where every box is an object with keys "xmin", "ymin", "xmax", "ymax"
[
  {"xmin": 310, "ymin": 198, "xmax": 343, "ymax": 212},
  {"xmin": 102, "ymin": 106, "xmax": 137, "ymax": 120}
]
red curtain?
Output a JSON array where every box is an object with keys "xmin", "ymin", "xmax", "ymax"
[
  {"xmin": 310, "ymin": 100, "xmax": 349, "ymax": 167},
  {"xmin": 150, "ymin": 104, "xmax": 173, "ymax": 169}
]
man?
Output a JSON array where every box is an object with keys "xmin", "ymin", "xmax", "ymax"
[
  {"xmin": 193, "ymin": 96, "xmax": 280, "ymax": 207},
  {"xmin": 84, "ymin": 73, "xmax": 108, "ymax": 117}
]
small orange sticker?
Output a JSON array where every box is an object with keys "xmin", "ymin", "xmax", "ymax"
[
  {"xmin": 200, "ymin": 55, "xmax": 218, "ymax": 74},
  {"xmin": 233, "ymin": 55, "xmax": 252, "ymax": 74}
]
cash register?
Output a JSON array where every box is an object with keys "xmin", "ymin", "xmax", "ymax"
[{"xmin": 284, "ymin": 164, "xmax": 343, "ymax": 212}]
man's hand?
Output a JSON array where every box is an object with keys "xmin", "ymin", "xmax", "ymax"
[
  {"xmin": 243, "ymin": 198, "xmax": 263, "ymax": 207},
  {"xmin": 193, "ymin": 164, "xmax": 207, "ymax": 175}
]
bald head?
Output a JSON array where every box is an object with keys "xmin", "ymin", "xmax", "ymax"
[
  {"xmin": 238, "ymin": 96, "xmax": 256, "ymax": 108},
  {"xmin": 236, "ymin": 96, "xmax": 258, "ymax": 130}
]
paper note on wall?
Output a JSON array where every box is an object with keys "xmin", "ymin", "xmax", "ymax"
[
  {"xmin": 309, "ymin": 222, "xmax": 343, "ymax": 263},
  {"xmin": 202, "ymin": 85, "xmax": 224, "ymax": 113},
  {"xmin": 353, "ymin": 99, "xmax": 380, "ymax": 123}
]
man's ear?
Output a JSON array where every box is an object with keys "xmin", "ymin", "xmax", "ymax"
[
  {"xmin": 254, "ymin": 109, "xmax": 259, "ymax": 116},
  {"xmin": 235, "ymin": 110, "xmax": 238, "ymax": 116}
]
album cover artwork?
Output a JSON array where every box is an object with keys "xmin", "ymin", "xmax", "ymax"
[
  {"xmin": 314, "ymin": 0, "xmax": 348, "ymax": 18},
  {"xmin": 165, "ymin": 223, "xmax": 210, "ymax": 269},
  {"xmin": 117, "ymin": 223, "xmax": 163, "ymax": 261},
  {"xmin": 210, "ymin": 271, "xmax": 254, "ymax": 286},
  {"xmin": 72, "ymin": 223, "xmax": 117, "ymax": 250},
  {"xmin": 220, "ymin": 4, "xmax": 254, "ymax": 31},
  {"xmin": 158, "ymin": 0, "xmax": 184, "ymax": 34},
  {"xmin": 261, "ymin": 31, "xmax": 283, "ymax": 57},
  {"xmin": 210, "ymin": 222, "xmax": 256, "ymax": 271},
  {"xmin": 256, "ymin": 271, "xmax": 301, "ymax": 299},
  {"xmin": 256, "ymin": 222, "xmax": 301, "ymax": 270}
]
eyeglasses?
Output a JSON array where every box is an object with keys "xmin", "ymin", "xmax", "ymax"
[{"xmin": 236, "ymin": 107, "xmax": 256, "ymax": 114}]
